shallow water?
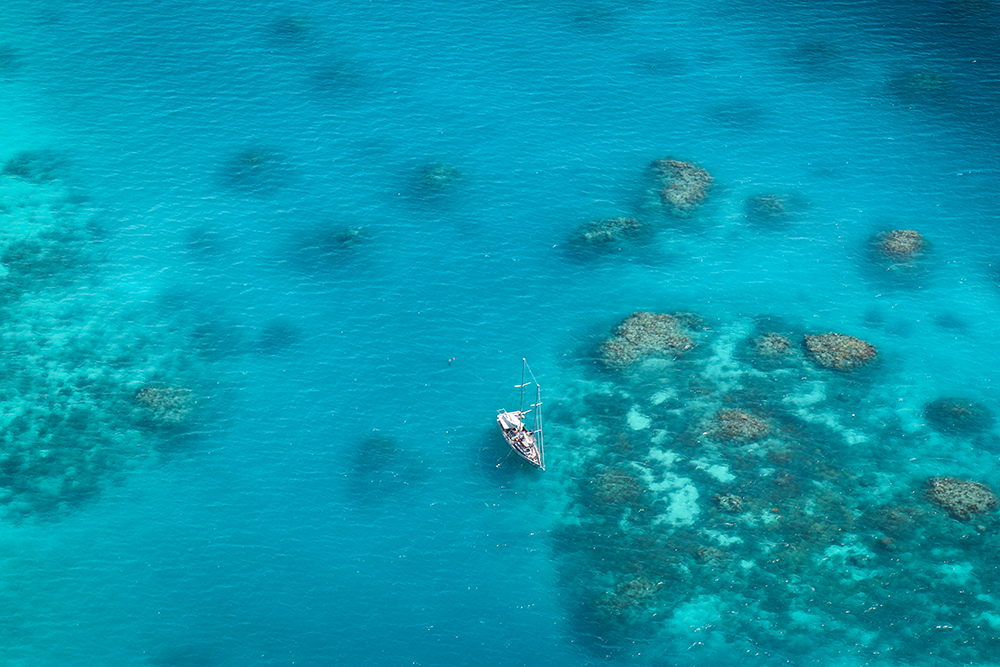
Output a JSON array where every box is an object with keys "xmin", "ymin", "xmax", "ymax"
[{"xmin": 1, "ymin": 0, "xmax": 1000, "ymax": 665}]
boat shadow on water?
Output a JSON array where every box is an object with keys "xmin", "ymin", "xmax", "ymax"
[{"xmin": 469, "ymin": 425, "xmax": 545, "ymax": 486}]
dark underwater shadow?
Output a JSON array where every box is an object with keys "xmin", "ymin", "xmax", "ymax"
[
  {"xmin": 267, "ymin": 14, "xmax": 320, "ymax": 47},
  {"xmin": 786, "ymin": 39, "xmax": 858, "ymax": 82},
  {"xmin": 154, "ymin": 286, "xmax": 248, "ymax": 360},
  {"xmin": 345, "ymin": 431, "xmax": 427, "ymax": 506},
  {"xmin": 0, "ymin": 45, "xmax": 22, "ymax": 78},
  {"xmin": 740, "ymin": 192, "xmax": 810, "ymax": 232},
  {"xmin": 561, "ymin": 214, "xmax": 676, "ymax": 268},
  {"xmin": 302, "ymin": 52, "xmax": 388, "ymax": 106},
  {"xmin": 218, "ymin": 148, "xmax": 294, "ymax": 197},
  {"xmin": 2, "ymin": 149, "xmax": 74, "ymax": 184},
  {"xmin": 285, "ymin": 222, "xmax": 371, "ymax": 274},
  {"xmin": 564, "ymin": 1, "xmax": 630, "ymax": 34},
  {"xmin": 469, "ymin": 425, "xmax": 546, "ymax": 486},
  {"xmin": 706, "ymin": 98, "xmax": 772, "ymax": 131},
  {"xmin": 392, "ymin": 161, "xmax": 471, "ymax": 215},
  {"xmin": 253, "ymin": 317, "xmax": 303, "ymax": 355},
  {"xmin": 862, "ymin": 304, "xmax": 915, "ymax": 339}
]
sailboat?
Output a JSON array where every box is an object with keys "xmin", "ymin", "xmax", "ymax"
[{"xmin": 496, "ymin": 358, "xmax": 545, "ymax": 470}]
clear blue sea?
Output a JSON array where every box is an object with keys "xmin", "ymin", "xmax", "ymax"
[{"xmin": 2, "ymin": 0, "xmax": 1000, "ymax": 665}]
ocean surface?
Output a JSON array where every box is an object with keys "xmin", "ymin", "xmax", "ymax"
[{"xmin": 2, "ymin": 0, "xmax": 1000, "ymax": 665}]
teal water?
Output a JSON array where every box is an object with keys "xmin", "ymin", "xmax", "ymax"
[{"xmin": 2, "ymin": 0, "xmax": 1000, "ymax": 665}]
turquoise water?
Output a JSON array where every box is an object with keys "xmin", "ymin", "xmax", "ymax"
[{"xmin": 2, "ymin": 0, "xmax": 1000, "ymax": 664}]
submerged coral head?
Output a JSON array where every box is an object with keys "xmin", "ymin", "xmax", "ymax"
[
  {"xmin": 925, "ymin": 476, "xmax": 998, "ymax": 520},
  {"xmin": 803, "ymin": 332, "xmax": 877, "ymax": 371},
  {"xmin": 876, "ymin": 229, "xmax": 925, "ymax": 259},
  {"xmin": 599, "ymin": 311, "xmax": 697, "ymax": 370},
  {"xmin": 650, "ymin": 158, "xmax": 712, "ymax": 217},
  {"xmin": 925, "ymin": 397, "xmax": 994, "ymax": 435}
]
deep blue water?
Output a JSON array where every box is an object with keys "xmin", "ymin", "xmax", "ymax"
[{"xmin": 2, "ymin": 0, "xmax": 1000, "ymax": 665}]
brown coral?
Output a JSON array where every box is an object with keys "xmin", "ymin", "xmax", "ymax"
[
  {"xmin": 925, "ymin": 476, "xmax": 998, "ymax": 520},
  {"xmin": 576, "ymin": 217, "xmax": 647, "ymax": 246},
  {"xmin": 876, "ymin": 229, "xmax": 925, "ymax": 259},
  {"xmin": 753, "ymin": 333, "xmax": 793, "ymax": 358},
  {"xmin": 134, "ymin": 385, "xmax": 195, "ymax": 425},
  {"xmin": 650, "ymin": 158, "xmax": 712, "ymax": 217},
  {"xmin": 599, "ymin": 311, "xmax": 696, "ymax": 370},
  {"xmin": 803, "ymin": 333, "xmax": 877, "ymax": 371},
  {"xmin": 710, "ymin": 409, "xmax": 770, "ymax": 443}
]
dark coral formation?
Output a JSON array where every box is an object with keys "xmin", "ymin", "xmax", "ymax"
[
  {"xmin": 753, "ymin": 332, "xmax": 793, "ymax": 359},
  {"xmin": 744, "ymin": 193, "xmax": 804, "ymax": 227},
  {"xmin": 924, "ymin": 397, "xmax": 995, "ymax": 435},
  {"xmin": 892, "ymin": 70, "xmax": 950, "ymax": 99},
  {"xmin": 649, "ymin": 158, "xmax": 712, "ymax": 217},
  {"xmin": 555, "ymin": 308, "xmax": 1000, "ymax": 662},
  {"xmin": 599, "ymin": 311, "xmax": 697, "ymax": 370},
  {"xmin": 574, "ymin": 216, "xmax": 648, "ymax": 247},
  {"xmin": 134, "ymin": 385, "xmax": 196, "ymax": 426},
  {"xmin": 714, "ymin": 493, "xmax": 743, "ymax": 512},
  {"xmin": 876, "ymin": 229, "xmax": 925, "ymax": 259},
  {"xmin": 745, "ymin": 194, "xmax": 789, "ymax": 220},
  {"xmin": 271, "ymin": 15, "xmax": 314, "ymax": 40},
  {"xmin": 585, "ymin": 464, "xmax": 647, "ymax": 514},
  {"xmin": 594, "ymin": 575, "xmax": 662, "ymax": 624},
  {"xmin": 0, "ymin": 45, "xmax": 21, "ymax": 76},
  {"xmin": 221, "ymin": 148, "xmax": 290, "ymax": 195},
  {"xmin": 710, "ymin": 409, "xmax": 770, "ymax": 443},
  {"xmin": 925, "ymin": 477, "xmax": 998, "ymax": 520},
  {"xmin": 291, "ymin": 225, "xmax": 366, "ymax": 268},
  {"xmin": 2, "ymin": 150, "xmax": 71, "ymax": 184},
  {"xmin": 0, "ymin": 159, "xmax": 203, "ymax": 519},
  {"xmin": 419, "ymin": 162, "xmax": 461, "ymax": 191},
  {"xmin": 803, "ymin": 333, "xmax": 878, "ymax": 371}
]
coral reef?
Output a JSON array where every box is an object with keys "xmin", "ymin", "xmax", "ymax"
[
  {"xmin": 745, "ymin": 194, "xmax": 789, "ymax": 220},
  {"xmin": 875, "ymin": 229, "xmax": 925, "ymax": 259},
  {"xmin": 744, "ymin": 193, "xmax": 805, "ymax": 228},
  {"xmin": 593, "ymin": 574, "xmax": 663, "ymax": 630},
  {"xmin": 419, "ymin": 162, "xmax": 461, "ymax": 191},
  {"xmin": 574, "ymin": 216, "xmax": 648, "ymax": 248},
  {"xmin": 2, "ymin": 150, "xmax": 71, "ymax": 184},
  {"xmin": 925, "ymin": 477, "xmax": 998, "ymax": 520},
  {"xmin": 0, "ymin": 162, "xmax": 203, "ymax": 518},
  {"xmin": 924, "ymin": 397, "xmax": 995, "ymax": 435},
  {"xmin": 714, "ymin": 493, "xmax": 743, "ymax": 512},
  {"xmin": 290, "ymin": 225, "xmax": 366, "ymax": 269},
  {"xmin": 709, "ymin": 408, "xmax": 770, "ymax": 443},
  {"xmin": 752, "ymin": 332, "xmax": 793, "ymax": 359},
  {"xmin": 803, "ymin": 333, "xmax": 878, "ymax": 371},
  {"xmin": 134, "ymin": 385, "xmax": 196, "ymax": 426},
  {"xmin": 551, "ymin": 314, "xmax": 1000, "ymax": 665},
  {"xmin": 598, "ymin": 311, "xmax": 698, "ymax": 370},
  {"xmin": 584, "ymin": 464, "xmax": 648, "ymax": 516},
  {"xmin": 649, "ymin": 158, "xmax": 712, "ymax": 217}
]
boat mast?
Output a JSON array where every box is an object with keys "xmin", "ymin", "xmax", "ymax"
[
  {"xmin": 520, "ymin": 358, "xmax": 526, "ymax": 412},
  {"xmin": 536, "ymin": 378, "xmax": 544, "ymax": 470},
  {"xmin": 522, "ymin": 358, "xmax": 545, "ymax": 470}
]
